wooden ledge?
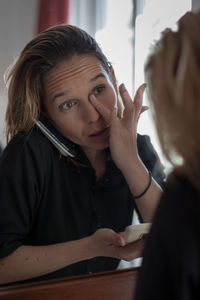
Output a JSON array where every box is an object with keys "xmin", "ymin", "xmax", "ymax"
[{"xmin": 0, "ymin": 267, "xmax": 140, "ymax": 300}]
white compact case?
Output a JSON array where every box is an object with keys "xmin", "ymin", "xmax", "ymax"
[{"xmin": 122, "ymin": 223, "xmax": 151, "ymax": 243}]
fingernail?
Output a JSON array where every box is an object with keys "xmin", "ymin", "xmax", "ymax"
[
  {"xmin": 120, "ymin": 83, "xmax": 127, "ymax": 93},
  {"xmin": 90, "ymin": 94, "xmax": 96, "ymax": 102},
  {"xmin": 139, "ymin": 83, "xmax": 147, "ymax": 96},
  {"xmin": 141, "ymin": 83, "xmax": 147, "ymax": 92},
  {"xmin": 143, "ymin": 106, "xmax": 149, "ymax": 111}
]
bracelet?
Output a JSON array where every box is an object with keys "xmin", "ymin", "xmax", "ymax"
[{"xmin": 134, "ymin": 171, "xmax": 152, "ymax": 199}]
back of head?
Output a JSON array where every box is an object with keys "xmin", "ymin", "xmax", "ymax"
[
  {"xmin": 5, "ymin": 25, "xmax": 110, "ymax": 141},
  {"xmin": 145, "ymin": 11, "xmax": 200, "ymax": 187}
]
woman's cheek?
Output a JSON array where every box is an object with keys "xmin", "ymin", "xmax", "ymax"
[{"xmin": 99, "ymin": 90, "xmax": 116, "ymax": 110}]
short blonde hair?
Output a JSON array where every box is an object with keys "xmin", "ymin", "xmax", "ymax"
[{"xmin": 145, "ymin": 11, "xmax": 200, "ymax": 188}]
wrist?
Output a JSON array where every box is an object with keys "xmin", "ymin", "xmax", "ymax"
[
  {"xmin": 133, "ymin": 171, "xmax": 152, "ymax": 199},
  {"xmin": 120, "ymin": 157, "xmax": 145, "ymax": 177},
  {"xmin": 80, "ymin": 235, "xmax": 98, "ymax": 260}
]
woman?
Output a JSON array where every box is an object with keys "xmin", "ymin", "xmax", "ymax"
[
  {"xmin": 0, "ymin": 25, "xmax": 164, "ymax": 285},
  {"xmin": 134, "ymin": 11, "xmax": 200, "ymax": 300}
]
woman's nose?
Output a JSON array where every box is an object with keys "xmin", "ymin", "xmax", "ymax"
[{"xmin": 82, "ymin": 102, "xmax": 101, "ymax": 123}]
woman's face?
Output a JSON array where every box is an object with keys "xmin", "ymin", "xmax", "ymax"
[{"xmin": 43, "ymin": 55, "xmax": 117, "ymax": 153}]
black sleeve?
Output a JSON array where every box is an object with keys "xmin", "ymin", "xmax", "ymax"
[
  {"xmin": 137, "ymin": 133, "xmax": 166, "ymax": 188},
  {"xmin": 0, "ymin": 132, "xmax": 46, "ymax": 259},
  {"xmin": 135, "ymin": 134, "xmax": 165, "ymax": 222}
]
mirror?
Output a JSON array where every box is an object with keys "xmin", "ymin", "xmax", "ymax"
[{"xmin": 0, "ymin": 0, "xmax": 192, "ymax": 287}]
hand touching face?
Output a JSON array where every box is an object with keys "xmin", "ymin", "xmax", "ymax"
[{"xmin": 90, "ymin": 83, "xmax": 147, "ymax": 171}]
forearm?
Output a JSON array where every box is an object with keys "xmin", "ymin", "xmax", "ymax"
[
  {"xmin": 0, "ymin": 236, "xmax": 94, "ymax": 285},
  {"xmin": 122, "ymin": 158, "xmax": 163, "ymax": 222}
]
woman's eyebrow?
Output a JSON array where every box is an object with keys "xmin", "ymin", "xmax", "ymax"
[
  {"xmin": 52, "ymin": 91, "xmax": 69, "ymax": 102},
  {"xmin": 89, "ymin": 73, "xmax": 106, "ymax": 82}
]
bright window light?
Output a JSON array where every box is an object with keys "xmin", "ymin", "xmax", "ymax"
[
  {"xmin": 135, "ymin": 0, "xmax": 191, "ymax": 172},
  {"xmin": 95, "ymin": 0, "xmax": 133, "ymax": 95}
]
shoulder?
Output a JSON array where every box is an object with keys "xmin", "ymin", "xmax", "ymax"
[
  {"xmin": 142, "ymin": 173, "xmax": 200, "ymax": 259},
  {"xmin": 163, "ymin": 172, "xmax": 200, "ymax": 211},
  {"xmin": 165, "ymin": 172, "xmax": 199, "ymax": 198},
  {"xmin": 153, "ymin": 172, "xmax": 200, "ymax": 237},
  {"xmin": 135, "ymin": 172, "xmax": 200, "ymax": 299},
  {"xmin": 3, "ymin": 127, "xmax": 53, "ymax": 153},
  {"xmin": 0, "ymin": 127, "xmax": 56, "ymax": 170}
]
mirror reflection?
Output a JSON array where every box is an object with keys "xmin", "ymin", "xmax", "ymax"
[{"xmin": 0, "ymin": 0, "xmax": 192, "ymax": 287}]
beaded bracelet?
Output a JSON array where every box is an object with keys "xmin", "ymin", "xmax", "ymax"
[{"xmin": 134, "ymin": 171, "xmax": 152, "ymax": 199}]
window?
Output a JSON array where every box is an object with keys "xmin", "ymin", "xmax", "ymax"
[
  {"xmin": 134, "ymin": 0, "xmax": 191, "ymax": 173},
  {"xmin": 95, "ymin": 0, "xmax": 134, "ymax": 95}
]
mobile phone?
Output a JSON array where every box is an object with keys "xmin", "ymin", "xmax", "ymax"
[{"xmin": 33, "ymin": 116, "xmax": 75, "ymax": 158}]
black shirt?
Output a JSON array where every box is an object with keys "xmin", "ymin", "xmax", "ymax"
[
  {"xmin": 134, "ymin": 173, "xmax": 200, "ymax": 300},
  {"xmin": 0, "ymin": 124, "xmax": 165, "ymax": 284}
]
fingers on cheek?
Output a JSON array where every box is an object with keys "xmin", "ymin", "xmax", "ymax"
[
  {"xmin": 102, "ymin": 102, "xmax": 114, "ymax": 111},
  {"xmin": 101, "ymin": 94, "xmax": 116, "ymax": 111},
  {"xmin": 91, "ymin": 94, "xmax": 114, "ymax": 112}
]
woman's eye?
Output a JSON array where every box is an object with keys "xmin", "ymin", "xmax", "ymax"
[
  {"xmin": 59, "ymin": 100, "xmax": 77, "ymax": 111},
  {"xmin": 93, "ymin": 85, "xmax": 105, "ymax": 95}
]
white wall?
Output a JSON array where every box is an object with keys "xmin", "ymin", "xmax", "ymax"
[{"xmin": 0, "ymin": 0, "xmax": 38, "ymax": 145}]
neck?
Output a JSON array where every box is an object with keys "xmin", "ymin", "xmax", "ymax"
[{"xmin": 83, "ymin": 148, "xmax": 106, "ymax": 180}]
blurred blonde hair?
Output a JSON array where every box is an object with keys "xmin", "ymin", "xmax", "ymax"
[{"xmin": 145, "ymin": 11, "xmax": 200, "ymax": 189}]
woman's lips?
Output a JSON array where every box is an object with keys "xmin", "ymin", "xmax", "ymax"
[{"xmin": 89, "ymin": 127, "xmax": 110, "ymax": 141}]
